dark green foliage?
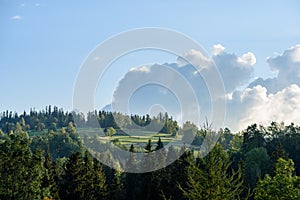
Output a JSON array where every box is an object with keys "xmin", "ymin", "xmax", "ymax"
[
  {"xmin": 125, "ymin": 145, "xmax": 139, "ymax": 199},
  {"xmin": 138, "ymin": 157, "xmax": 169, "ymax": 200},
  {"xmin": 0, "ymin": 132, "xmax": 49, "ymax": 199},
  {"xmin": 254, "ymin": 158, "xmax": 300, "ymax": 200},
  {"xmin": 30, "ymin": 129, "xmax": 82, "ymax": 159},
  {"xmin": 242, "ymin": 124, "xmax": 265, "ymax": 154},
  {"xmin": 164, "ymin": 147, "xmax": 191, "ymax": 200},
  {"xmin": 145, "ymin": 139, "xmax": 152, "ymax": 153},
  {"xmin": 125, "ymin": 172, "xmax": 140, "ymax": 200},
  {"xmin": 42, "ymin": 149, "xmax": 60, "ymax": 199},
  {"xmin": 160, "ymin": 113, "xmax": 179, "ymax": 135},
  {"xmin": 180, "ymin": 143, "xmax": 245, "ymax": 200},
  {"xmin": 244, "ymin": 147, "xmax": 270, "ymax": 189},
  {"xmin": 2, "ymin": 108, "xmax": 300, "ymax": 199},
  {"xmin": 59, "ymin": 151, "xmax": 107, "ymax": 200},
  {"xmin": 156, "ymin": 137, "xmax": 164, "ymax": 150},
  {"xmin": 107, "ymin": 169, "xmax": 125, "ymax": 200}
]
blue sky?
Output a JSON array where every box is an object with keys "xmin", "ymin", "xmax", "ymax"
[{"xmin": 1, "ymin": 0, "xmax": 300, "ymax": 121}]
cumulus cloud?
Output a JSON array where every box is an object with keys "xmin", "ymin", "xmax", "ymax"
[
  {"xmin": 212, "ymin": 44, "xmax": 225, "ymax": 56},
  {"xmin": 129, "ymin": 65, "xmax": 150, "ymax": 73},
  {"xmin": 213, "ymin": 47, "xmax": 255, "ymax": 92},
  {"xmin": 177, "ymin": 46, "xmax": 255, "ymax": 93},
  {"xmin": 237, "ymin": 52, "xmax": 256, "ymax": 66},
  {"xmin": 224, "ymin": 44, "xmax": 300, "ymax": 131},
  {"xmin": 107, "ymin": 44, "xmax": 300, "ymax": 132},
  {"xmin": 249, "ymin": 44, "xmax": 300, "ymax": 93},
  {"xmin": 11, "ymin": 15, "xmax": 22, "ymax": 20},
  {"xmin": 112, "ymin": 64, "xmax": 201, "ymax": 127},
  {"xmin": 177, "ymin": 49, "xmax": 212, "ymax": 70},
  {"xmin": 226, "ymin": 84, "xmax": 300, "ymax": 131},
  {"xmin": 110, "ymin": 45, "xmax": 257, "ymax": 127}
]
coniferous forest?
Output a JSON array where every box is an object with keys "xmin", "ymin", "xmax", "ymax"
[{"xmin": 1, "ymin": 106, "xmax": 300, "ymax": 200}]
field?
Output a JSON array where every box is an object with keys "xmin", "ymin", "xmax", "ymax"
[
  {"xmin": 29, "ymin": 127, "xmax": 184, "ymax": 150},
  {"xmin": 75, "ymin": 127, "xmax": 183, "ymax": 149}
]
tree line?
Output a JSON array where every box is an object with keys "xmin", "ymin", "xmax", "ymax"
[
  {"xmin": 0, "ymin": 106, "xmax": 178, "ymax": 135},
  {"xmin": 1, "ymin": 107, "xmax": 300, "ymax": 199}
]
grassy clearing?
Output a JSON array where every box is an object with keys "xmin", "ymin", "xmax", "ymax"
[{"xmin": 29, "ymin": 127, "xmax": 182, "ymax": 149}]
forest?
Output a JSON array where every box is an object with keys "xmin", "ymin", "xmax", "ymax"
[{"xmin": 1, "ymin": 106, "xmax": 300, "ymax": 200}]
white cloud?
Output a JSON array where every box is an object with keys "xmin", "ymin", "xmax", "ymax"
[
  {"xmin": 107, "ymin": 44, "xmax": 300, "ymax": 132},
  {"xmin": 177, "ymin": 49, "xmax": 212, "ymax": 70},
  {"xmin": 213, "ymin": 50, "xmax": 255, "ymax": 92},
  {"xmin": 110, "ymin": 45, "xmax": 256, "ymax": 127},
  {"xmin": 11, "ymin": 15, "xmax": 22, "ymax": 20},
  {"xmin": 177, "ymin": 47, "xmax": 255, "ymax": 93},
  {"xmin": 249, "ymin": 44, "xmax": 300, "ymax": 93},
  {"xmin": 222, "ymin": 44, "xmax": 300, "ymax": 131},
  {"xmin": 129, "ymin": 65, "xmax": 150, "ymax": 73},
  {"xmin": 112, "ymin": 64, "xmax": 201, "ymax": 126},
  {"xmin": 268, "ymin": 44, "xmax": 300, "ymax": 71},
  {"xmin": 227, "ymin": 84, "xmax": 300, "ymax": 131},
  {"xmin": 237, "ymin": 52, "xmax": 256, "ymax": 66},
  {"xmin": 212, "ymin": 44, "xmax": 225, "ymax": 56}
]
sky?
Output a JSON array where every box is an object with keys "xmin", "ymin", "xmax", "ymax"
[{"xmin": 1, "ymin": 0, "xmax": 300, "ymax": 131}]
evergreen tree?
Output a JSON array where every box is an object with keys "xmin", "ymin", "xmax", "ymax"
[
  {"xmin": 180, "ymin": 143, "xmax": 245, "ymax": 200},
  {"xmin": 41, "ymin": 148, "xmax": 60, "ymax": 199},
  {"xmin": 254, "ymin": 158, "xmax": 300, "ymax": 200},
  {"xmin": 60, "ymin": 151, "xmax": 107, "ymax": 199},
  {"xmin": 92, "ymin": 158, "xmax": 108, "ymax": 199},
  {"xmin": 125, "ymin": 144, "xmax": 139, "ymax": 200},
  {"xmin": 156, "ymin": 137, "xmax": 164, "ymax": 150},
  {"xmin": 107, "ymin": 169, "xmax": 125, "ymax": 200},
  {"xmin": 165, "ymin": 147, "xmax": 191, "ymax": 200},
  {"xmin": 244, "ymin": 147, "xmax": 270, "ymax": 189},
  {"xmin": 145, "ymin": 139, "xmax": 152, "ymax": 153},
  {"xmin": 126, "ymin": 144, "xmax": 137, "ymax": 172},
  {"xmin": 0, "ymin": 132, "xmax": 48, "ymax": 199}
]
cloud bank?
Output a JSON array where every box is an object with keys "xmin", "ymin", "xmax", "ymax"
[
  {"xmin": 249, "ymin": 44, "xmax": 300, "ymax": 93},
  {"xmin": 110, "ymin": 44, "xmax": 300, "ymax": 132},
  {"xmin": 228, "ymin": 44, "xmax": 300, "ymax": 131}
]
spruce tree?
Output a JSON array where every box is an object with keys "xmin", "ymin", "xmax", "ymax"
[
  {"xmin": 125, "ymin": 144, "xmax": 139, "ymax": 200},
  {"xmin": 41, "ymin": 148, "xmax": 60, "ymax": 199},
  {"xmin": 0, "ymin": 132, "xmax": 47, "ymax": 199},
  {"xmin": 60, "ymin": 151, "xmax": 107, "ymax": 199},
  {"xmin": 156, "ymin": 137, "xmax": 164, "ymax": 150},
  {"xmin": 254, "ymin": 158, "xmax": 300, "ymax": 200},
  {"xmin": 180, "ymin": 143, "xmax": 245, "ymax": 200}
]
